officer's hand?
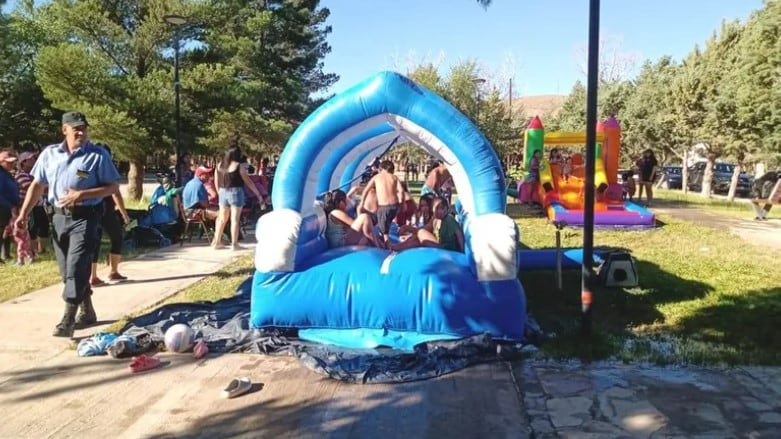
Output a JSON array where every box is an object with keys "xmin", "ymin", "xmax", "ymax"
[
  {"xmin": 58, "ymin": 189, "xmax": 83, "ymax": 207},
  {"xmin": 121, "ymin": 211, "xmax": 130, "ymax": 224}
]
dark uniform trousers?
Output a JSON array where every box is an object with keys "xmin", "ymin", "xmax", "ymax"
[{"xmin": 52, "ymin": 205, "xmax": 102, "ymax": 304}]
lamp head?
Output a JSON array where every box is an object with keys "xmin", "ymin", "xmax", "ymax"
[{"xmin": 164, "ymin": 14, "xmax": 187, "ymax": 25}]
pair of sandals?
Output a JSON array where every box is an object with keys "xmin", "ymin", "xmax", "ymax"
[
  {"xmin": 125, "ymin": 344, "xmax": 253, "ymax": 400},
  {"xmin": 127, "ymin": 339, "xmax": 209, "ymax": 373}
]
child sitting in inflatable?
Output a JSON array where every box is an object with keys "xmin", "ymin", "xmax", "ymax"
[
  {"xmin": 323, "ymin": 189, "xmax": 385, "ymax": 248},
  {"xmin": 394, "ymin": 182, "xmax": 418, "ymax": 226},
  {"xmin": 390, "ymin": 196, "xmax": 464, "ymax": 253}
]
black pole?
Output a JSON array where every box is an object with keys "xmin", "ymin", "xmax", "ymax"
[
  {"xmin": 475, "ymin": 89, "xmax": 480, "ymax": 122},
  {"xmin": 174, "ymin": 35, "xmax": 182, "ymax": 187},
  {"xmin": 582, "ymin": 0, "xmax": 601, "ymax": 337}
]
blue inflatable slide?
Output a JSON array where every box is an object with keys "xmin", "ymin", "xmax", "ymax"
[{"xmin": 251, "ymin": 71, "xmax": 527, "ymax": 350}]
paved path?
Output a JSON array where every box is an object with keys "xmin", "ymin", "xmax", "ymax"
[
  {"xmin": 518, "ymin": 360, "xmax": 781, "ymax": 438},
  {"xmin": 652, "ymin": 204, "xmax": 781, "ymax": 251}
]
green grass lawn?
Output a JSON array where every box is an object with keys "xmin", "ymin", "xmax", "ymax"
[
  {"xmin": 510, "ymin": 202, "xmax": 781, "ymax": 365},
  {"xmin": 654, "ymin": 188, "xmax": 781, "ymax": 220}
]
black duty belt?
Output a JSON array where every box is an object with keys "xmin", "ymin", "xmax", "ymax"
[{"xmin": 52, "ymin": 205, "xmax": 103, "ymax": 217}]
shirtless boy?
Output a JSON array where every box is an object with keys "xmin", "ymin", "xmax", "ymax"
[
  {"xmin": 422, "ymin": 161, "xmax": 450, "ymax": 196},
  {"xmin": 350, "ymin": 183, "xmax": 377, "ymax": 225},
  {"xmin": 362, "ymin": 159, "xmax": 403, "ymax": 236}
]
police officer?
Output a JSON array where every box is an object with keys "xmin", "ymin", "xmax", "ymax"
[{"xmin": 15, "ymin": 112, "xmax": 120, "ymax": 337}]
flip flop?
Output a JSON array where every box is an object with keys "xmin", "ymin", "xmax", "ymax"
[
  {"xmin": 129, "ymin": 354, "xmax": 161, "ymax": 373},
  {"xmin": 221, "ymin": 377, "xmax": 252, "ymax": 399},
  {"xmin": 192, "ymin": 339, "xmax": 208, "ymax": 359}
]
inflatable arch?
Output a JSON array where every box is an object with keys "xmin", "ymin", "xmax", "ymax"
[{"xmin": 251, "ymin": 71, "xmax": 526, "ymax": 349}]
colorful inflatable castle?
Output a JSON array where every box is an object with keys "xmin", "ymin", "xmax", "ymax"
[
  {"xmin": 520, "ymin": 116, "xmax": 655, "ymax": 228},
  {"xmin": 250, "ymin": 71, "xmax": 526, "ymax": 351}
]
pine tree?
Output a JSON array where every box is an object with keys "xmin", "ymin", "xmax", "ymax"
[
  {"xmin": 622, "ymin": 57, "xmax": 682, "ymax": 165},
  {"xmin": 200, "ymin": 0, "xmax": 338, "ymax": 157}
]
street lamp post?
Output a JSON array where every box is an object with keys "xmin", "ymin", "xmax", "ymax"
[
  {"xmin": 164, "ymin": 14, "xmax": 187, "ymax": 186},
  {"xmin": 472, "ymin": 77, "xmax": 486, "ymax": 123},
  {"xmin": 582, "ymin": 0, "xmax": 601, "ymax": 337}
]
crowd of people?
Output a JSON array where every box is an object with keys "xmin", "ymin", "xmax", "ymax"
[
  {"xmin": 323, "ymin": 159, "xmax": 464, "ymax": 253},
  {"xmin": 1, "ymin": 142, "xmax": 132, "ymax": 284},
  {"xmin": 1, "ymin": 111, "xmax": 278, "ymax": 338},
  {"xmin": 149, "ymin": 141, "xmax": 271, "ymax": 251}
]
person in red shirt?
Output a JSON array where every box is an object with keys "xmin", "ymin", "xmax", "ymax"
[{"xmin": 11, "ymin": 152, "xmax": 36, "ymax": 264}]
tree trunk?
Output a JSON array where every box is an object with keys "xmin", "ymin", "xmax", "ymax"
[
  {"xmin": 726, "ymin": 161, "xmax": 742, "ymax": 202},
  {"xmin": 127, "ymin": 159, "xmax": 145, "ymax": 201},
  {"xmin": 682, "ymin": 150, "xmax": 689, "ymax": 195},
  {"xmin": 701, "ymin": 153, "xmax": 716, "ymax": 198}
]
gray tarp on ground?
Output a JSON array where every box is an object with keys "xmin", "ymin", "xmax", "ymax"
[{"xmin": 120, "ymin": 278, "xmax": 534, "ymax": 384}]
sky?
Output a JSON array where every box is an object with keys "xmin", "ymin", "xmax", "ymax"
[
  {"xmin": 3, "ymin": 0, "xmax": 764, "ymax": 97},
  {"xmin": 319, "ymin": 0, "xmax": 764, "ymax": 97}
]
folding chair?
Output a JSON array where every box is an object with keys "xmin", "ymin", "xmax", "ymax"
[{"xmin": 181, "ymin": 209, "xmax": 213, "ymax": 246}]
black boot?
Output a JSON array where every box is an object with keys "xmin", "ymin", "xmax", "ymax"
[
  {"xmin": 53, "ymin": 303, "xmax": 78, "ymax": 337},
  {"xmin": 75, "ymin": 291, "xmax": 97, "ymax": 328}
]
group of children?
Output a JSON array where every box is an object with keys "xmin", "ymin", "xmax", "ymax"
[
  {"xmin": 322, "ymin": 159, "xmax": 464, "ymax": 253},
  {"xmin": 519, "ymin": 147, "xmax": 660, "ymax": 205},
  {"xmin": 520, "ymin": 148, "xmax": 577, "ymax": 205}
]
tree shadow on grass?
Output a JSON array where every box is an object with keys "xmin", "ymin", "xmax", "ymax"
[
  {"xmin": 213, "ymin": 267, "xmax": 254, "ymax": 279},
  {"xmin": 675, "ymin": 286, "xmax": 781, "ymax": 364},
  {"xmin": 519, "ymin": 256, "xmax": 714, "ymax": 362}
]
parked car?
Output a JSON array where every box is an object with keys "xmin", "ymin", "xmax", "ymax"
[
  {"xmin": 687, "ymin": 162, "xmax": 752, "ymax": 196},
  {"xmin": 660, "ymin": 166, "xmax": 682, "ymax": 189}
]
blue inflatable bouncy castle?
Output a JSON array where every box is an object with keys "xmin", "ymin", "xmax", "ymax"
[{"xmin": 251, "ymin": 72, "xmax": 526, "ymax": 350}]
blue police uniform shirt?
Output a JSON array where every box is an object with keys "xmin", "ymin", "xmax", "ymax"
[
  {"xmin": 31, "ymin": 141, "xmax": 120, "ymax": 207},
  {"xmin": 182, "ymin": 177, "xmax": 207, "ymax": 210}
]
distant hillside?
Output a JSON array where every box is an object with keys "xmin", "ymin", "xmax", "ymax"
[{"xmin": 507, "ymin": 95, "xmax": 567, "ymax": 120}]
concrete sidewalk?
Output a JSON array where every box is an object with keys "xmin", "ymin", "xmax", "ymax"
[
  {"xmin": 653, "ymin": 206, "xmax": 781, "ymax": 251},
  {"xmin": 0, "ymin": 241, "xmax": 253, "ymax": 378}
]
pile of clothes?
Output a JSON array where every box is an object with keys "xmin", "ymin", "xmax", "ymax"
[{"xmin": 76, "ymin": 331, "xmax": 157, "ymax": 358}]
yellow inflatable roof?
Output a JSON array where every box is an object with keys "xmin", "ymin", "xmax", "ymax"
[{"xmin": 544, "ymin": 131, "xmax": 605, "ymax": 145}]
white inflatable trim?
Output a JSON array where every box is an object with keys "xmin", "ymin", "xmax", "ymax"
[
  {"xmin": 312, "ymin": 202, "xmax": 327, "ymax": 235},
  {"xmin": 255, "ymin": 209, "xmax": 303, "ymax": 272},
  {"xmin": 387, "ymin": 115, "xmax": 474, "ymax": 216},
  {"xmin": 468, "ymin": 213, "xmax": 518, "ymax": 281},
  {"xmin": 301, "ymin": 114, "xmax": 390, "ymax": 216},
  {"xmin": 299, "ymin": 113, "xmax": 477, "ymax": 218},
  {"xmin": 329, "ymin": 130, "xmax": 403, "ymax": 192}
]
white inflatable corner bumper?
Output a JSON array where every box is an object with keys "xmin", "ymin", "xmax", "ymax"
[
  {"xmin": 255, "ymin": 209, "xmax": 303, "ymax": 272},
  {"xmin": 468, "ymin": 214, "xmax": 518, "ymax": 281}
]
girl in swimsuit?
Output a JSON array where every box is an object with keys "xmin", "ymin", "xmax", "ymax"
[{"xmin": 323, "ymin": 189, "xmax": 385, "ymax": 249}]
